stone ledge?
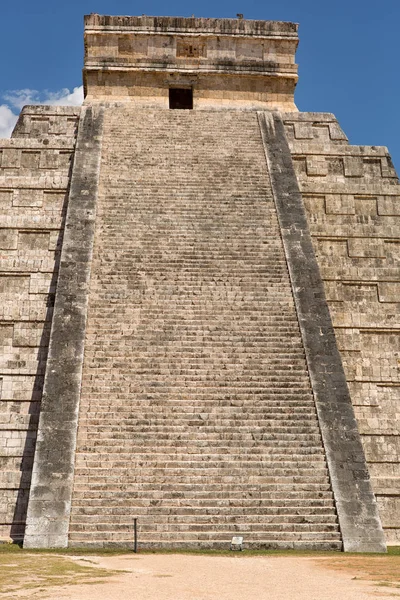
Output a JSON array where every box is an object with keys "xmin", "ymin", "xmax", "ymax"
[
  {"xmin": 258, "ymin": 110, "xmax": 387, "ymax": 553},
  {"xmin": 23, "ymin": 105, "xmax": 104, "ymax": 549}
]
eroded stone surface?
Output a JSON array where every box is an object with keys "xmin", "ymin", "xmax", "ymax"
[
  {"xmin": 83, "ymin": 15, "xmax": 298, "ymax": 111},
  {"xmin": 284, "ymin": 111, "xmax": 400, "ymax": 544},
  {"xmin": 0, "ymin": 15, "xmax": 397, "ymax": 550}
]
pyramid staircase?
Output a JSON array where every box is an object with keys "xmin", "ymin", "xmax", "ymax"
[{"xmin": 68, "ymin": 108, "xmax": 341, "ymax": 549}]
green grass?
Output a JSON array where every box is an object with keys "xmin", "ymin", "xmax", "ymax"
[
  {"xmin": 0, "ymin": 542, "xmax": 398, "ymax": 556},
  {"xmin": 0, "ymin": 543, "xmax": 398, "ymax": 596},
  {"xmin": 0, "ymin": 552, "xmax": 121, "ymax": 596}
]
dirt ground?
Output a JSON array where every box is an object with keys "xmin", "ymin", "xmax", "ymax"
[{"xmin": 1, "ymin": 552, "xmax": 400, "ymax": 600}]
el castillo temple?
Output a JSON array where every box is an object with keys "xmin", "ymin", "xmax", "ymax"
[{"xmin": 0, "ymin": 14, "xmax": 399, "ymax": 552}]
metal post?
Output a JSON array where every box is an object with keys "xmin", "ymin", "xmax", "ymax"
[{"xmin": 133, "ymin": 518, "xmax": 138, "ymax": 553}]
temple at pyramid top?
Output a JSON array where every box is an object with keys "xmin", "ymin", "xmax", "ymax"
[{"xmin": 83, "ymin": 14, "xmax": 299, "ymax": 110}]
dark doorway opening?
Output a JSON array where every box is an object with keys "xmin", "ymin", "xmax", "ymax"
[{"xmin": 169, "ymin": 88, "xmax": 193, "ymax": 109}]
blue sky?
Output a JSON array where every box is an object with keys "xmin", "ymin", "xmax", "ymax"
[{"xmin": 1, "ymin": 0, "xmax": 399, "ymax": 171}]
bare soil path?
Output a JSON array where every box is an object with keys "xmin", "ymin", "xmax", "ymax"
[{"xmin": 3, "ymin": 552, "xmax": 399, "ymax": 600}]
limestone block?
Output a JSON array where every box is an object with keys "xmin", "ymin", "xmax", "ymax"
[
  {"xmin": 301, "ymin": 195, "xmax": 325, "ymax": 215},
  {"xmin": 0, "ymin": 325, "xmax": 14, "ymax": 346},
  {"xmin": 322, "ymin": 280, "xmax": 343, "ymax": 302},
  {"xmin": 355, "ymin": 408, "xmax": 400, "ymax": 435},
  {"xmin": 132, "ymin": 35, "xmax": 148, "ymax": 58},
  {"xmin": 20, "ymin": 152, "xmax": 41, "ymax": 169},
  {"xmin": 30, "ymin": 117, "xmax": 50, "ymax": 136},
  {"xmin": 378, "ymin": 283, "xmax": 400, "ymax": 303},
  {"xmin": 293, "ymin": 122, "xmax": 314, "ymax": 139},
  {"xmin": 48, "ymin": 119, "xmax": 68, "ymax": 136},
  {"xmin": 310, "ymin": 125, "xmax": 332, "ymax": 142},
  {"xmin": 380, "ymin": 157, "xmax": 398, "ymax": 179},
  {"xmin": 0, "ymin": 343, "xmax": 41, "ymax": 373},
  {"xmin": 334, "ymin": 328, "xmax": 361, "ymax": 352},
  {"xmin": 328, "ymin": 122, "xmax": 348, "ymax": 141},
  {"xmin": 13, "ymin": 189, "xmax": 43, "ymax": 208},
  {"xmin": 236, "ymin": 39, "xmax": 263, "ymax": 61},
  {"xmin": 148, "ymin": 35, "xmax": 175, "ymax": 60},
  {"xmin": 377, "ymin": 196, "xmax": 400, "ymax": 215},
  {"xmin": 43, "ymin": 191, "xmax": 67, "ymax": 214},
  {"xmin": 39, "ymin": 150, "xmax": 59, "ymax": 170},
  {"xmin": 13, "ymin": 322, "xmax": 50, "ymax": 348},
  {"xmin": 18, "ymin": 232, "xmax": 50, "ymax": 251},
  {"xmin": 176, "ymin": 36, "xmax": 206, "ymax": 59},
  {"xmin": 306, "ymin": 156, "xmax": 328, "ymax": 176},
  {"xmin": 376, "ymin": 497, "xmax": 400, "ymax": 528},
  {"xmin": 363, "ymin": 159, "xmax": 383, "ymax": 179},
  {"xmin": 48, "ymin": 231, "xmax": 62, "ymax": 252},
  {"xmin": 363, "ymin": 434, "xmax": 400, "ymax": 463},
  {"xmin": 347, "ymin": 381, "xmax": 380, "ymax": 407},
  {"xmin": 0, "ymin": 229, "xmax": 18, "ymax": 250},
  {"xmin": 343, "ymin": 156, "xmax": 364, "ymax": 177},
  {"xmin": 29, "ymin": 272, "xmax": 54, "ymax": 295},
  {"xmin": 117, "ymin": 34, "xmax": 133, "ymax": 56},
  {"xmin": 57, "ymin": 152, "xmax": 73, "ymax": 170},
  {"xmin": 65, "ymin": 118, "xmax": 79, "ymax": 137},
  {"xmin": 0, "ymin": 275, "xmax": 29, "ymax": 297},
  {"xmin": 1, "ymin": 149, "xmax": 21, "ymax": 168},
  {"xmin": 354, "ymin": 196, "xmax": 378, "ymax": 215},
  {"xmin": 347, "ymin": 238, "xmax": 385, "ymax": 258},
  {"xmin": 325, "ymin": 194, "xmax": 355, "ymax": 214},
  {"xmin": 369, "ymin": 462, "xmax": 400, "ymax": 480},
  {"xmin": 0, "ymin": 375, "xmax": 43, "ymax": 401},
  {"xmin": 0, "ymin": 191, "xmax": 12, "ymax": 208},
  {"xmin": 316, "ymin": 238, "xmax": 347, "ymax": 258}
]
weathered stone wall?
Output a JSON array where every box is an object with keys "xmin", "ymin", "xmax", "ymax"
[
  {"xmin": 22, "ymin": 104, "xmax": 387, "ymax": 551},
  {"xmin": 0, "ymin": 105, "xmax": 79, "ymax": 542},
  {"xmin": 24, "ymin": 106, "xmax": 103, "ymax": 549},
  {"xmin": 2, "ymin": 14, "xmax": 397, "ymax": 550},
  {"xmin": 85, "ymin": 71, "xmax": 296, "ymax": 111},
  {"xmin": 65, "ymin": 107, "xmax": 341, "ymax": 550},
  {"xmin": 12, "ymin": 106, "xmax": 80, "ymax": 139},
  {"xmin": 84, "ymin": 15, "xmax": 298, "ymax": 111},
  {"xmin": 284, "ymin": 111, "xmax": 400, "ymax": 544}
]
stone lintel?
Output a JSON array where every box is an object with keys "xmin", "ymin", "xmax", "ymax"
[{"xmin": 84, "ymin": 14, "xmax": 299, "ymax": 37}]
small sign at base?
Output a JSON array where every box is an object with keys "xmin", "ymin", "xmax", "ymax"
[{"xmin": 230, "ymin": 536, "xmax": 244, "ymax": 551}]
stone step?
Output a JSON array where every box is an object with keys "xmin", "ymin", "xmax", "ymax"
[
  {"xmin": 79, "ymin": 393, "xmax": 316, "ymax": 401},
  {"xmin": 67, "ymin": 538, "xmax": 343, "ymax": 551},
  {"xmin": 78, "ymin": 427, "xmax": 322, "ymax": 438},
  {"xmin": 73, "ymin": 465, "xmax": 329, "ymax": 478},
  {"xmin": 74, "ymin": 458, "xmax": 328, "ymax": 470},
  {"xmin": 68, "ymin": 528, "xmax": 342, "ymax": 541},
  {"xmin": 78, "ymin": 381, "xmax": 313, "ymax": 389},
  {"xmin": 79, "ymin": 416, "xmax": 319, "ymax": 425},
  {"xmin": 67, "ymin": 107, "xmax": 338, "ymax": 549},
  {"xmin": 70, "ymin": 514, "xmax": 338, "ymax": 527},
  {"xmin": 77, "ymin": 434, "xmax": 325, "ymax": 448},
  {"xmin": 71, "ymin": 498, "xmax": 336, "ymax": 510},
  {"xmin": 70, "ymin": 491, "xmax": 336, "ymax": 504},
  {"xmin": 74, "ymin": 449, "xmax": 327, "ymax": 462},
  {"xmin": 72, "ymin": 482, "xmax": 333, "ymax": 493},
  {"xmin": 77, "ymin": 410, "xmax": 319, "ymax": 420}
]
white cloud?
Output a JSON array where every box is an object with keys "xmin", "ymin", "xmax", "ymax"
[
  {"xmin": 3, "ymin": 89, "xmax": 40, "ymax": 111},
  {"xmin": 0, "ymin": 105, "xmax": 18, "ymax": 138},
  {"xmin": 4, "ymin": 86, "xmax": 84, "ymax": 110},
  {"xmin": 43, "ymin": 86, "xmax": 84, "ymax": 106},
  {"xmin": 0, "ymin": 86, "xmax": 84, "ymax": 138}
]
